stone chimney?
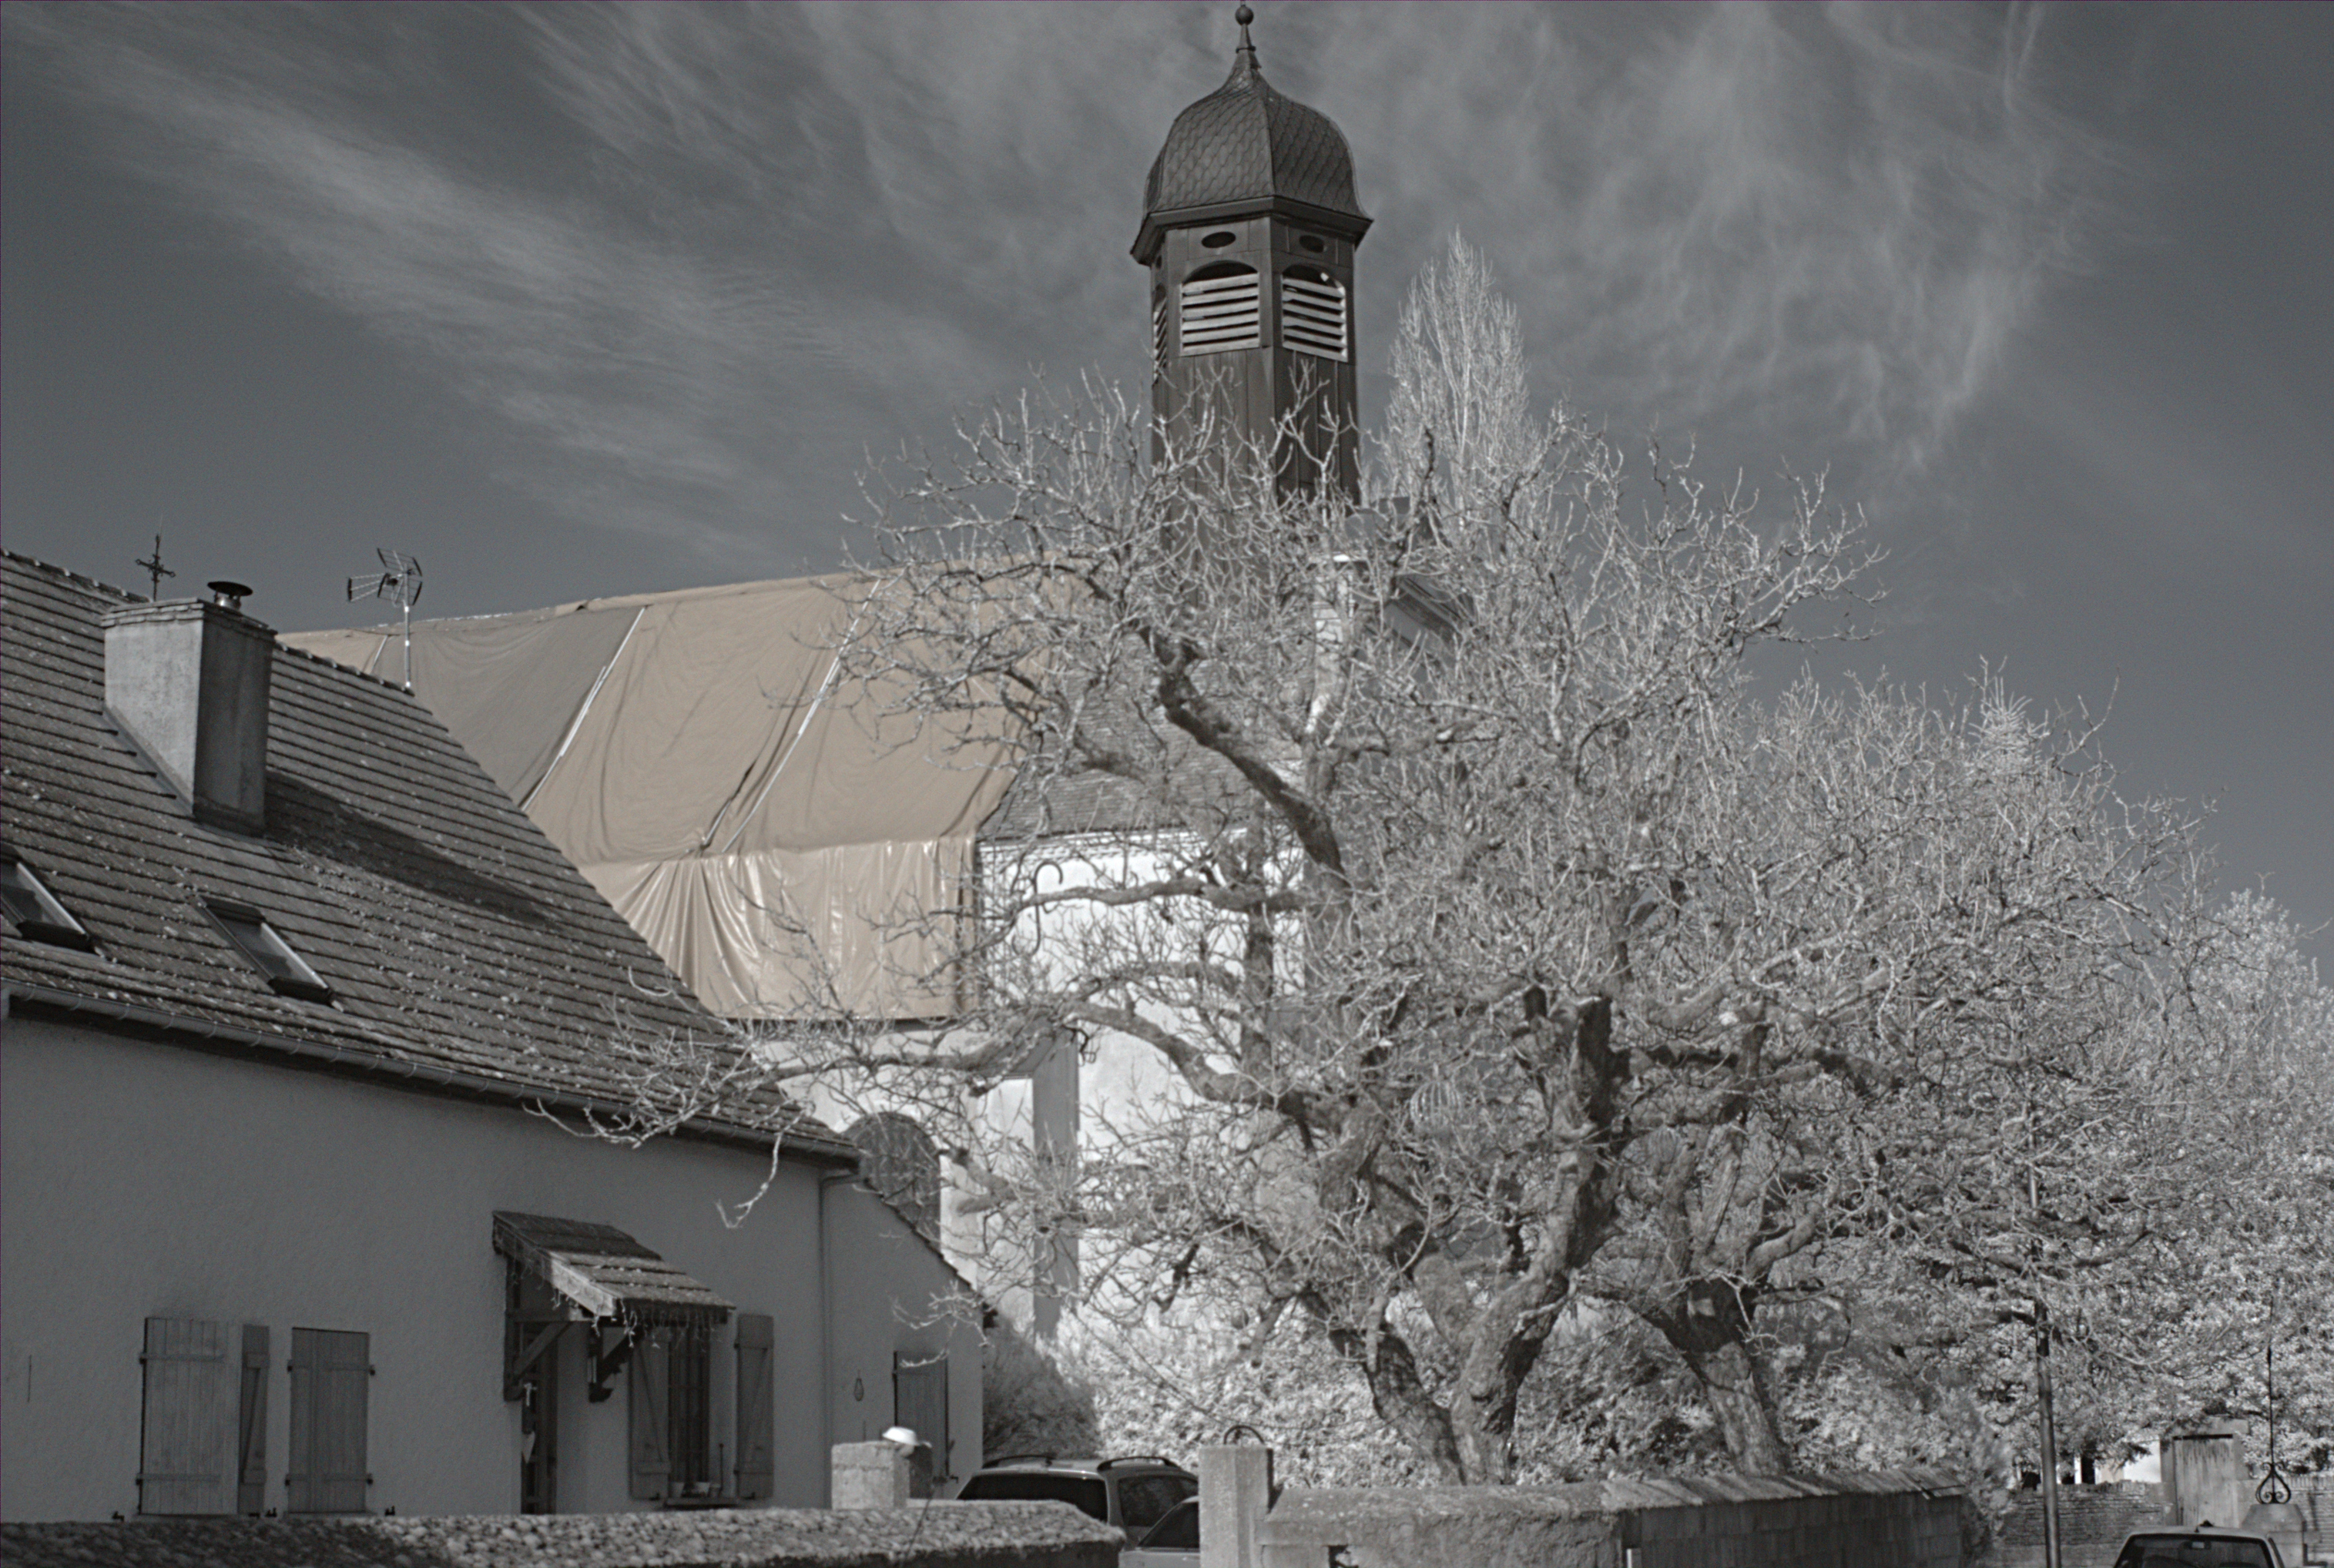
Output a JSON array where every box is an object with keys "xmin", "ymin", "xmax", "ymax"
[{"xmin": 101, "ymin": 581, "xmax": 273, "ymax": 833}]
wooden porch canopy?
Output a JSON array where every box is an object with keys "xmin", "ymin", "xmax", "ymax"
[{"xmin": 491, "ymin": 1211, "xmax": 733, "ymax": 1330}]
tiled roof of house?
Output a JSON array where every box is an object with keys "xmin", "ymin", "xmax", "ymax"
[{"xmin": 0, "ymin": 552, "xmax": 854, "ymax": 1164}]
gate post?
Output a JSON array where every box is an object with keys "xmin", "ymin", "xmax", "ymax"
[{"xmin": 1200, "ymin": 1441, "xmax": 1274, "ymax": 1568}]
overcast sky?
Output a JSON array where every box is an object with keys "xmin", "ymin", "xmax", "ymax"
[{"xmin": 5, "ymin": 2, "xmax": 2328, "ymax": 946}]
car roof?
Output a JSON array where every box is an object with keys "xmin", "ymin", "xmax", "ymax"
[
  {"xmin": 2121, "ymin": 1527, "xmax": 2275, "ymax": 1540},
  {"xmin": 981, "ymin": 1454, "xmax": 1190, "ymax": 1475}
]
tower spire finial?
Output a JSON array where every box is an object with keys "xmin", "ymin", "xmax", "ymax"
[{"xmin": 1234, "ymin": 5, "xmax": 1257, "ymax": 69}]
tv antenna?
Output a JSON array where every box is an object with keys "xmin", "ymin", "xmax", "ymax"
[{"xmin": 347, "ymin": 548, "xmax": 424, "ymax": 691}]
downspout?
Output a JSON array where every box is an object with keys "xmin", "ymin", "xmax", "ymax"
[{"xmin": 818, "ymin": 1168, "xmax": 856, "ymax": 1503}]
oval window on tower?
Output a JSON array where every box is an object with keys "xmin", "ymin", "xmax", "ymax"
[
  {"xmin": 1180, "ymin": 262, "xmax": 1261, "ymax": 355},
  {"xmin": 1298, "ymin": 233, "xmax": 1327, "ymax": 253},
  {"xmin": 1202, "ymin": 230, "xmax": 1239, "ymax": 249},
  {"xmin": 1280, "ymin": 266, "xmax": 1347, "ymax": 361}
]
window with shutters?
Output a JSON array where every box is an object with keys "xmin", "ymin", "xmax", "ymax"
[
  {"xmin": 629, "ymin": 1325, "xmax": 716, "ymax": 1498},
  {"xmin": 733, "ymin": 1314, "xmax": 776, "ymax": 1500},
  {"xmin": 236, "ymin": 1325, "xmax": 270, "ymax": 1515},
  {"xmin": 669, "ymin": 1328, "xmax": 712, "ymax": 1489},
  {"xmin": 286, "ymin": 1328, "xmax": 369, "ymax": 1514},
  {"xmin": 628, "ymin": 1331, "xmax": 671, "ymax": 1499},
  {"xmin": 1179, "ymin": 263, "xmax": 1260, "ymax": 356},
  {"xmin": 139, "ymin": 1318, "xmax": 236, "ymax": 1515},
  {"xmin": 893, "ymin": 1352, "xmax": 950, "ymax": 1481},
  {"xmin": 1280, "ymin": 266, "xmax": 1348, "ymax": 361},
  {"xmin": 1151, "ymin": 286, "xmax": 1169, "ymax": 375}
]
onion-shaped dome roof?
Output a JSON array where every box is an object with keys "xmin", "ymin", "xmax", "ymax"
[{"xmin": 1135, "ymin": 7, "xmax": 1368, "ymax": 260}]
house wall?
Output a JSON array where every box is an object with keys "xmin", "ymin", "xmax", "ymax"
[
  {"xmin": 821, "ymin": 1182, "xmax": 984, "ymax": 1484},
  {"xmin": 0, "ymin": 1014, "xmax": 973, "ymax": 1521}
]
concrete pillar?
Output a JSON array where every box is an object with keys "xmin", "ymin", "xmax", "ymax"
[
  {"xmin": 832, "ymin": 1440, "xmax": 910, "ymax": 1509},
  {"xmin": 2165, "ymin": 1432, "xmax": 2248, "ymax": 1529},
  {"xmin": 1030, "ymin": 1037, "xmax": 1080, "ymax": 1338},
  {"xmin": 1200, "ymin": 1442, "xmax": 1274, "ymax": 1568},
  {"xmin": 2240, "ymin": 1499, "xmax": 2306, "ymax": 1568}
]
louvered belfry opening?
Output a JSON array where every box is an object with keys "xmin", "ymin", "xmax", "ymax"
[
  {"xmin": 1179, "ymin": 262, "xmax": 1262, "ymax": 355},
  {"xmin": 1281, "ymin": 266, "xmax": 1348, "ymax": 361},
  {"xmin": 1135, "ymin": 7, "xmax": 1370, "ymax": 496}
]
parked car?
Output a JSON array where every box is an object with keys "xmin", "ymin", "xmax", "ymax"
[
  {"xmin": 2112, "ymin": 1526, "xmax": 2288, "ymax": 1568},
  {"xmin": 1121, "ymin": 1496, "xmax": 1202, "ymax": 1567},
  {"xmin": 952, "ymin": 1453, "xmax": 1198, "ymax": 1539}
]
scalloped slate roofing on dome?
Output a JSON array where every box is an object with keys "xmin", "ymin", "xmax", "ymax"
[{"xmin": 1142, "ymin": 25, "xmax": 1364, "ymax": 222}]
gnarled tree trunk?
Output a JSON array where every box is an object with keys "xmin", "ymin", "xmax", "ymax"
[{"xmin": 1645, "ymin": 1283, "xmax": 1791, "ymax": 1474}]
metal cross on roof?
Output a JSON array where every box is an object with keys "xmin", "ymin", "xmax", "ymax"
[{"xmin": 136, "ymin": 534, "xmax": 176, "ymax": 602}]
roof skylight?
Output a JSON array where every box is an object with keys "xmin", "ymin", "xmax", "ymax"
[
  {"xmin": 0, "ymin": 846, "xmax": 96, "ymax": 951},
  {"xmin": 204, "ymin": 898, "xmax": 334, "ymax": 1004}
]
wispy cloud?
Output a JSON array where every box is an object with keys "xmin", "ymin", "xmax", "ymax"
[
  {"xmin": 9, "ymin": 2, "xmax": 2114, "ymax": 565},
  {"xmin": 1319, "ymin": 3, "xmax": 2110, "ymax": 489}
]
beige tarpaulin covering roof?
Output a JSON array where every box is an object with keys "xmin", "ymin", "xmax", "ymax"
[{"xmin": 287, "ymin": 575, "xmax": 1015, "ymax": 1020}]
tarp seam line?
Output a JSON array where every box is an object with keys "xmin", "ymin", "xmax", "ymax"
[
  {"xmin": 713, "ymin": 605, "xmax": 864, "ymax": 857},
  {"xmin": 518, "ymin": 606, "xmax": 646, "ymax": 815}
]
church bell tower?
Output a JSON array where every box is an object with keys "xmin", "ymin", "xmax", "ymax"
[{"xmin": 1135, "ymin": 5, "xmax": 1370, "ymax": 498}]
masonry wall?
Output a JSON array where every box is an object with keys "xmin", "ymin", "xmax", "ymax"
[
  {"xmin": 1983, "ymin": 1476, "xmax": 2334, "ymax": 1568},
  {"xmin": 1249, "ymin": 1471, "xmax": 1966, "ymax": 1568},
  {"xmin": 1624, "ymin": 1486, "xmax": 1963, "ymax": 1568},
  {"xmin": 1983, "ymin": 1486, "xmax": 2176, "ymax": 1568},
  {"xmin": 0, "ymin": 1502, "xmax": 1120, "ymax": 1568},
  {"xmin": 0, "ymin": 1014, "xmax": 974, "ymax": 1521}
]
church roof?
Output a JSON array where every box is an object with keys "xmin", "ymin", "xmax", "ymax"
[
  {"xmin": 1136, "ymin": 8, "xmax": 1367, "ymax": 257},
  {"xmin": 285, "ymin": 572, "xmax": 1017, "ymax": 1023}
]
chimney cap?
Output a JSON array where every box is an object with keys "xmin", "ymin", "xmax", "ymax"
[{"xmin": 207, "ymin": 580, "xmax": 254, "ymax": 611}]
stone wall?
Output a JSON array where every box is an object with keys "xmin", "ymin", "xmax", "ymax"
[
  {"xmin": 0, "ymin": 1503, "xmax": 1121, "ymax": 1568},
  {"xmin": 1256, "ymin": 1483, "xmax": 1618, "ymax": 1568},
  {"xmin": 1980, "ymin": 1473, "xmax": 2334, "ymax": 1568},
  {"xmin": 1227, "ymin": 1456, "xmax": 1967, "ymax": 1568},
  {"xmin": 2295, "ymin": 1473, "xmax": 2334, "ymax": 1553},
  {"xmin": 1980, "ymin": 1485, "xmax": 2175, "ymax": 1568},
  {"xmin": 1611, "ymin": 1472, "xmax": 1966, "ymax": 1568}
]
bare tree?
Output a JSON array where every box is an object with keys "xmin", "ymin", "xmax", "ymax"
[
  {"xmin": 585, "ymin": 245, "xmax": 2282, "ymax": 1485},
  {"xmin": 780, "ymin": 290, "xmax": 2222, "ymax": 1481},
  {"xmin": 1380, "ymin": 233, "xmax": 1538, "ymax": 507}
]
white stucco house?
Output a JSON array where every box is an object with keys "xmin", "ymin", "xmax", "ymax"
[{"xmin": 0, "ymin": 553, "xmax": 979, "ymax": 1522}]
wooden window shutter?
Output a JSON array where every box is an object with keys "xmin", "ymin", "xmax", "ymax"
[
  {"xmin": 237, "ymin": 1325, "xmax": 269, "ymax": 1515},
  {"xmin": 139, "ymin": 1317, "xmax": 234, "ymax": 1516},
  {"xmin": 892, "ymin": 1352, "xmax": 950, "ymax": 1481},
  {"xmin": 733, "ymin": 1313, "xmax": 776, "ymax": 1501},
  {"xmin": 628, "ymin": 1329, "xmax": 672, "ymax": 1500},
  {"xmin": 287, "ymin": 1328, "xmax": 370, "ymax": 1514}
]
